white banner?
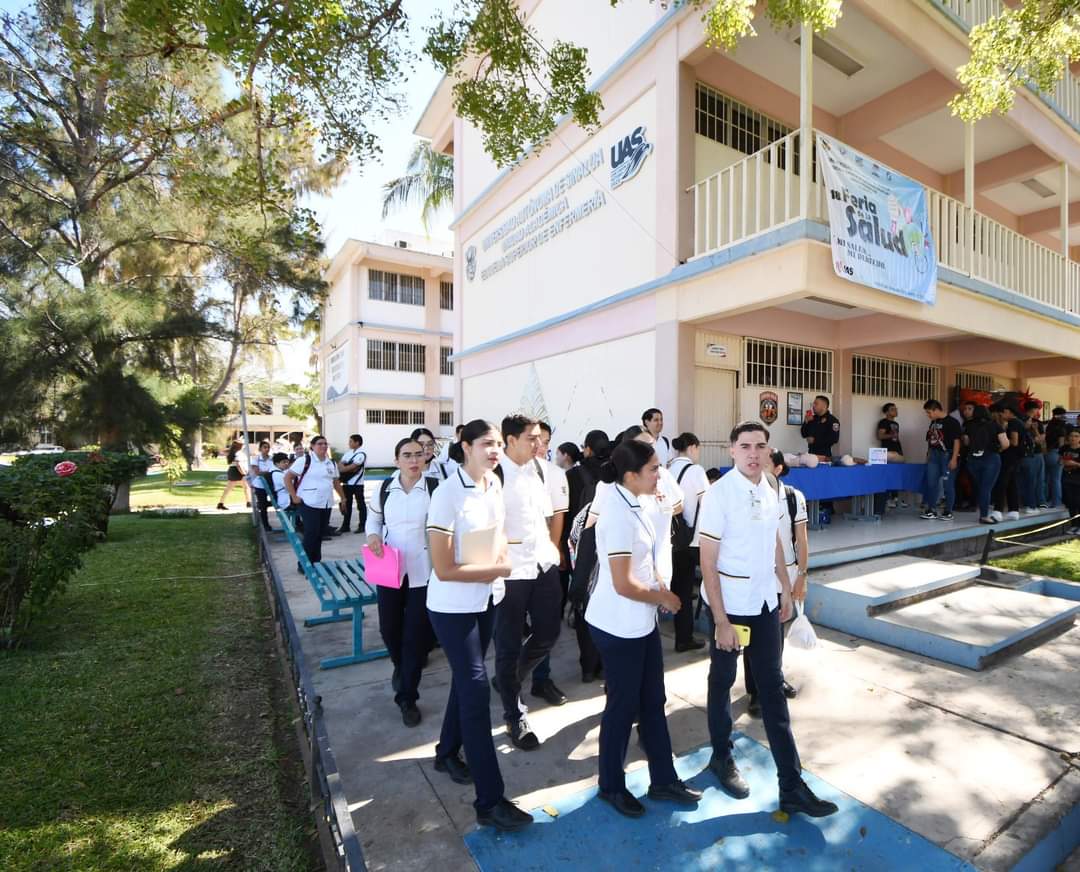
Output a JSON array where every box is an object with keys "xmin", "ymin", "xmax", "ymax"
[
  {"xmin": 817, "ymin": 133, "xmax": 937, "ymax": 304},
  {"xmin": 326, "ymin": 341, "xmax": 349, "ymax": 401}
]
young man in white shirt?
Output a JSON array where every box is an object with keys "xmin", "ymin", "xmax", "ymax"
[
  {"xmin": 642, "ymin": 408, "xmax": 672, "ymax": 467},
  {"xmin": 697, "ymin": 421, "xmax": 837, "ymax": 819},
  {"xmin": 284, "ymin": 435, "xmax": 345, "ymax": 568},
  {"xmin": 250, "ymin": 440, "xmax": 276, "ymax": 532},
  {"xmin": 527, "ymin": 420, "xmax": 571, "ymax": 707},
  {"xmin": 493, "ymin": 415, "xmax": 563, "ymax": 750},
  {"xmin": 338, "ymin": 433, "xmax": 367, "ymax": 533}
]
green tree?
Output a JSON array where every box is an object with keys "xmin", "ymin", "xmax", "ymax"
[{"xmin": 382, "ymin": 141, "xmax": 454, "ymax": 232}]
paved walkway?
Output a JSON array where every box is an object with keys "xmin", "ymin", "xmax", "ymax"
[{"xmin": 265, "ymin": 514, "xmax": 1080, "ymax": 871}]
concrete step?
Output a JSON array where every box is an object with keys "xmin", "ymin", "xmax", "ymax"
[
  {"xmin": 812, "ymin": 554, "xmax": 981, "ymax": 616},
  {"xmin": 874, "ymin": 585, "xmax": 1080, "ymax": 670}
]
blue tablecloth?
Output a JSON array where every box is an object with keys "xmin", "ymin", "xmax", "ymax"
[{"xmin": 719, "ymin": 464, "xmax": 926, "ymax": 500}]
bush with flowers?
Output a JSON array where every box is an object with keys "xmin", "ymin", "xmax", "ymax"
[{"xmin": 0, "ymin": 451, "xmax": 149, "ymax": 646}]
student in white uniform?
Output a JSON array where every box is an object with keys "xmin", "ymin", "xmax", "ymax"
[
  {"xmin": 492, "ymin": 415, "xmax": 562, "ymax": 749},
  {"xmin": 426, "ymin": 419, "xmax": 532, "ymax": 833},
  {"xmin": 338, "ymin": 434, "xmax": 367, "ymax": 533},
  {"xmin": 412, "ymin": 427, "xmax": 455, "ymax": 481},
  {"xmin": 743, "ymin": 450, "xmax": 808, "ymax": 715},
  {"xmin": 268, "ymin": 453, "xmax": 292, "ymax": 514},
  {"xmin": 642, "ymin": 407, "xmax": 672, "ymax": 467},
  {"xmin": 250, "ymin": 440, "xmax": 276, "ymax": 532},
  {"xmin": 585, "ymin": 439, "xmax": 702, "ymax": 818},
  {"xmin": 697, "ymin": 422, "xmax": 836, "ymax": 818},
  {"xmin": 667, "ymin": 433, "xmax": 710, "ymax": 652},
  {"xmin": 527, "ymin": 420, "xmax": 571, "ymax": 706},
  {"xmin": 366, "ymin": 437, "xmax": 437, "ymax": 728},
  {"xmin": 284, "ymin": 435, "xmax": 344, "ymax": 568}
]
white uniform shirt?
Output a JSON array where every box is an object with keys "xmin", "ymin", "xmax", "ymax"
[
  {"xmin": 425, "ymin": 457, "xmax": 457, "ymax": 483},
  {"xmin": 270, "ymin": 468, "xmax": 290, "ymax": 509},
  {"xmin": 250, "ymin": 454, "xmax": 274, "ymax": 490},
  {"xmin": 653, "ymin": 435, "xmax": 673, "ymax": 467},
  {"xmin": 340, "ymin": 447, "xmax": 367, "ymax": 486},
  {"xmin": 539, "ymin": 457, "xmax": 570, "ymax": 516},
  {"xmin": 585, "ymin": 484, "xmax": 660, "ymax": 639},
  {"xmin": 697, "ymin": 468, "xmax": 782, "ymax": 616},
  {"xmin": 500, "ymin": 458, "xmax": 558, "ymax": 578},
  {"xmin": 426, "ymin": 468, "xmax": 505, "ymax": 614},
  {"xmin": 366, "ymin": 472, "xmax": 432, "ymax": 588},
  {"xmin": 776, "ymin": 482, "xmax": 808, "ymax": 568},
  {"xmin": 288, "ymin": 454, "xmax": 339, "ymax": 509},
  {"xmin": 668, "ymin": 457, "xmax": 709, "ymax": 548}
]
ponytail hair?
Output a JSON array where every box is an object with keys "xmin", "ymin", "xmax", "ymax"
[
  {"xmin": 672, "ymin": 432, "xmax": 700, "ymax": 452},
  {"xmin": 557, "ymin": 442, "xmax": 583, "ymax": 465},
  {"xmin": 583, "ymin": 429, "xmax": 611, "ymax": 460}
]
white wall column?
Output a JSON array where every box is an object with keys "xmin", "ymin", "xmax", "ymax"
[
  {"xmin": 1061, "ymin": 162, "xmax": 1070, "ymax": 257},
  {"xmin": 799, "ymin": 21, "xmax": 813, "ymax": 217}
]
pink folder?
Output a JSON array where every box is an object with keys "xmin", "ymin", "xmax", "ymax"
[{"xmin": 363, "ymin": 545, "xmax": 402, "ymax": 589}]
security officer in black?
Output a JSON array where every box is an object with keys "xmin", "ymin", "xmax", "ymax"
[{"xmin": 800, "ymin": 395, "xmax": 840, "ymax": 460}]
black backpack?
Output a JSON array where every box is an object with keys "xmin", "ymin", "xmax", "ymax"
[
  {"xmin": 567, "ymin": 503, "xmax": 598, "ymax": 607},
  {"xmin": 670, "ymin": 461, "xmax": 696, "ymax": 552},
  {"xmin": 377, "ymin": 476, "xmax": 438, "ymax": 530},
  {"xmin": 765, "ymin": 473, "xmax": 800, "ymax": 560}
]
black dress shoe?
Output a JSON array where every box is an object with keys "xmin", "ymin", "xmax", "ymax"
[
  {"xmin": 647, "ymin": 780, "xmax": 703, "ymax": 805},
  {"xmin": 507, "ymin": 717, "xmax": 540, "ymax": 751},
  {"xmin": 433, "ymin": 753, "xmax": 472, "ymax": 784},
  {"xmin": 531, "ymin": 679, "xmax": 567, "ymax": 706},
  {"xmin": 399, "ymin": 701, "xmax": 421, "ymax": 727},
  {"xmin": 781, "ymin": 680, "xmax": 798, "ymax": 699},
  {"xmin": 599, "ymin": 789, "xmax": 645, "ymax": 818},
  {"xmin": 675, "ymin": 637, "xmax": 706, "ymax": 652},
  {"xmin": 747, "ymin": 695, "xmax": 762, "ymax": 718},
  {"xmin": 780, "ymin": 781, "xmax": 839, "ymax": 817},
  {"xmin": 581, "ymin": 668, "xmax": 602, "ymax": 683},
  {"xmin": 337, "ymin": 526, "xmax": 350, "ymax": 534},
  {"xmin": 708, "ymin": 754, "xmax": 750, "ymax": 799},
  {"xmin": 476, "ymin": 798, "xmax": 533, "ymax": 831}
]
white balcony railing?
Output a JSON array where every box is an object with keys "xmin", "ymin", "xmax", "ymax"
[
  {"xmin": 688, "ymin": 130, "xmax": 1080, "ymax": 316},
  {"xmin": 931, "ymin": 0, "xmax": 1080, "ymax": 131}
]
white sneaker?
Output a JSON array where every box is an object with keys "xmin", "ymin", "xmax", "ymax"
[
  {"xmin": 1021, "ymin": 508, "xmax": 1037, "ymax": 515},
  {"xmin": 899, "ymin": 499, "xmax": 909, "ymax": 508},
  {"xmin": 1006, "ymin": 511, "xmax": 1020, "ymax": 521},
  {"xmin": 990, "ymin": 511, "xmax": 1004, "ymax": 522},
  {"xmin": 886, "ymin": 499, "xmax": 898, "ymax": 509}
]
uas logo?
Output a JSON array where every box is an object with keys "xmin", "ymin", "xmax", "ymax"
[
  {"xmin": 610, "ymin": 125, "xmax": 653, "ymax": 189},
  {"xmin": 465, "ymin": 245, "xmax": 477, "ymax": 281}
]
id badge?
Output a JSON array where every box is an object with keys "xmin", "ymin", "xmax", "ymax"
[{"xmin": 749, "ymin": 493, "xmax": 763, "ymax": 520}]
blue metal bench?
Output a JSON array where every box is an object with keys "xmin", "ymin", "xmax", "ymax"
[{"xmin": 277, "ymin": 509, "xmax": 387, "ymax": 669}]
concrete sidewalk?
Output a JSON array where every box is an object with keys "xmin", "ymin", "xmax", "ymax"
[{"xmin": 265, "ymin": 517, "xmax": 1080, "ymax": 871}]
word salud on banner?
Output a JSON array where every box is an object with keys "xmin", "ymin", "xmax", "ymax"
[{"xmin": 816, "ymin": 133, "xmax": 938, "ymax": 305}]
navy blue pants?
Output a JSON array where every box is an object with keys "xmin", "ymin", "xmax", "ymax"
[
  {"xmin": 299, "ymin": 502, "xmax": 331, "ymax": 564},
  {"xmin": 706, "ymin": 603, "xmax": 802, "ymax": 791},
  {"xmin": 588, "ymin": 624, "xmax": 678, "ymax": 794},
  {"xmin": 340, "ymin": 483, "xmax": 366, "ymax": 531},
  {"xmin": 967, "ymin": 452, "xmax": 1001, "ymax": 518},
  {"xmin": 429, "ymin": 603, "xmax": 504, "ymax": 813},
  {"xmin": 377, "ymin": 578, "xmax": 433, "ymax": 705},
  {"xmin": 494, "ymin": 566, "xmax": 562, "ymax": 723}
]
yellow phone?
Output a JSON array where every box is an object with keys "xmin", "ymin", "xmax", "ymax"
[{"xmin": 732, "ymin": 624, "xmax": 751, "ymax": 647}]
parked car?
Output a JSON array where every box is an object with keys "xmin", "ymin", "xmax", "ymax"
[{"xmin": 30, "ymin": 443, "xmax": 65, "ymax": 454}]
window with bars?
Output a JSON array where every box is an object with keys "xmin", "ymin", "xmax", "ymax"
[
  {"xmin": 440, "ymin": 411, "xmax": 453, "ymax": 427},
  {"xmin": 398, "ymin": 342, "xmax": 426, "ymax": 373},
  {"xmin": 440, "ymin": 280, "xmax": 454, "ymax": 310},
  {"xmin": 411, "ymin": 411, "xmax": 426, "ymax": 425},
  {"xmin": 955, "ymin": 370, "xmax": 995, "ymax": 392},
  {"xmin": 385, "ymin": 410, "xmax": 410, "ymax": 425},
  {"xmin": 851, "ymin": 354, "xmax": 939, "ymax": 400},
  {"xmin": 365, "ymin": 410, "xmax": 383, "ymax": 424},
  {"xmin": 368, "ymin": 269, "xmax": 425, "ymax": 305},
  {"xmin": 440, "ymin": 347, "xmax": 453, "ymax": 376},
  {"xmin": 744, "ymin": 338, "xmax": 832, "ymax": 393},
  {"xmin": 366, "ymin": 409, "xmax": 425, "ymax": 425},
  {"xmin": 367, "ymin": 339, "xmax": 397, "ymax": 370}
]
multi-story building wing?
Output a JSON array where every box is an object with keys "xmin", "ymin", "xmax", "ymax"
[
  {"xmin": 320, "ymin": 237, "xmax": 455, "ymax": 464},
  {"xmin": 417, "ymin": 0, "xmax": 1080, "ymax": 465}
]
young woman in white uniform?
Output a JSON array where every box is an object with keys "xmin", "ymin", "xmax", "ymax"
[
  {"xmin": 667, "ymin": 433, "xmax": 710, "ymax": 651},
  {"xmin": 426, "ymin": 419, "xmax": 533, "ymax": 833}
]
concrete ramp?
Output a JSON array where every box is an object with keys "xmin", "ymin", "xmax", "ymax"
[{"xmin": 806, "ymin": 556, "xmax": 1080, "ymax": 670}]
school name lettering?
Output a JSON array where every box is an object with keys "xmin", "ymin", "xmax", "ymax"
[
  {"xmin": 830, "ymin": 187, "xmax": 908, "ymax": 256},
  {"xmin": 480, "ymin": 190, "xmax": 607, "ymax": 282},
  {"xmin": 482, "ymin": 149, "xmax": 604, "ymax": 253}
]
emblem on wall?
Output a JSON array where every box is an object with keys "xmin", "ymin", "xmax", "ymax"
[
  {"xmin": 759, "ymin": 391, "xmax": 779, "ymax": 425},
  {"xmin": 465, "ymin": 245, "xmax": 477, "ymax": 282},
  {"xmin": 609, "ymin": 125, "xmax": 653, "ymax": 189}
]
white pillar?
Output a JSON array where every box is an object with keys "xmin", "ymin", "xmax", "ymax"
[
  {"xmin": 799, "ymin": 21, "xmax": 813, "ymax": 217},
  {"xmin": 1061, "ymin": 162, "xmax": 1070, "ymax": 257},
  {"xmin": 964, "ymin": 123, "xmax": 975, "ymax": 209}
]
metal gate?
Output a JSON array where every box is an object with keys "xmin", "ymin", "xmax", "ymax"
[{"xmin": 694, "ymin": 367, "xmax": 737, "ymax": 469}]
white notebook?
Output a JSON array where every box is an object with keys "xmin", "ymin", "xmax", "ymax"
[{"xmin": 459, "ymin": 525, "xmax": 497, "ymax": 565}]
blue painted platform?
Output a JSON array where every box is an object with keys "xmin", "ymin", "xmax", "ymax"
[{"xmin": 464, "ymin": 734, "xmax": 975, "ymax": 872}]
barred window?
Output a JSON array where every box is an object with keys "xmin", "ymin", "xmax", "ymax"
[
  {"xmin": 440, "ymin": 411, "xmax": 453, "ymax": 427},
  {"xmin": 744, "ymin": 338, "xmax": 832, "ymax": 393},
  {"xmin": 398, "ymin": 342, "xmax": 426, "ymax": 373},
  {"xmin": 440, "ymin": 346, "xmax": 453, "ymax": 376},
  {"xmin": 440, "ymin": 281, "xmax": 454, "ymax": 311},
  {"xmin": 410, "ymin": 411, "xmax": 426, "ymax": 425},
  {"xmin": 385, "ymin": 410, "xmax": 410, "ymax": 426},
  {"xmin": 368, "ymin": 269, "xmax": 398, "ymax": 302},
  {"xmin": 852, "ymin": 354, "xmax": 939, "ymax": 400},
  {"xmin": 365, "ymin": 410, "xmax": 383, "ymax": 424},
  {"xmin": 399, "ymin": 274, "xmax": 425, "ymax": 306},
  {"xmin": 367, "ymin": 409, "xmax": 423, "ymax": 425},
  {"xmin": 367, "ymin": 339, "xmax": 397, "ymax": 370},
  {"xmin": 955, "ymin": 370, "xmax": 994, "ymax": 392}
]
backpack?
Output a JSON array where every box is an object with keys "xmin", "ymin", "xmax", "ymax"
[
  {"xmin": 567, "ymin": 502, "xmax": 598, "ymax": 607},
  {"xmin": 670, "ymin": 461, "xmax": 696, "ymax": 551},
  {"xmin": 342, "ymin": 449, "xmax": 366, "ymax": 483},
  {"xmin": 783, "ymin": 485, "xmax": 799, "ymax": 560},
  {"xmin": 377, "ymin": 476, "xmax": 438, "ymax": 531}
]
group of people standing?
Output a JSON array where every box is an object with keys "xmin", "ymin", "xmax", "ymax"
[{"xmin": 262, "ymin": 407, "xmax": 835, "ymax": 833}]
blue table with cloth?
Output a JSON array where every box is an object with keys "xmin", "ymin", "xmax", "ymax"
[{"xmin": 718, "ymin": 463, "xmax": 927, "ymax": 528}]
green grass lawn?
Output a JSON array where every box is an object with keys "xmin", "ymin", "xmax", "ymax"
[
  {"xmin": 0, "ymin": 514, "xmax": 317, "ymax": 871},
  {"xmin": 131, "ymin": 467, "xmax": 248, "ymax": 510},
  {"xmin": 992, "ymin": 538, "xmax": 1080, "ymax": 581}
]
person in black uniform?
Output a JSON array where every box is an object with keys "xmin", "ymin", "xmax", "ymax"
[{"xmin": 800, "ymin": 396, "xmax": 840, "ymax": 461}]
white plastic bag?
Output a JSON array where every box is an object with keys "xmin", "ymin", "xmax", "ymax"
[{"xmin": 787, "ymin": 601, "xmax": 818, "ymax": 650}]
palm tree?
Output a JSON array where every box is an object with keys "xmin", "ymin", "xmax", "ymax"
[{"xmin": 381, "ymin": 141, "xmax": 454, "ymax": 231}]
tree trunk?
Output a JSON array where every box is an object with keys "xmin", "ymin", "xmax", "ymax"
[{"xmin": 191, "ymin": 428, "xmax": 203, "ymax": 469}]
